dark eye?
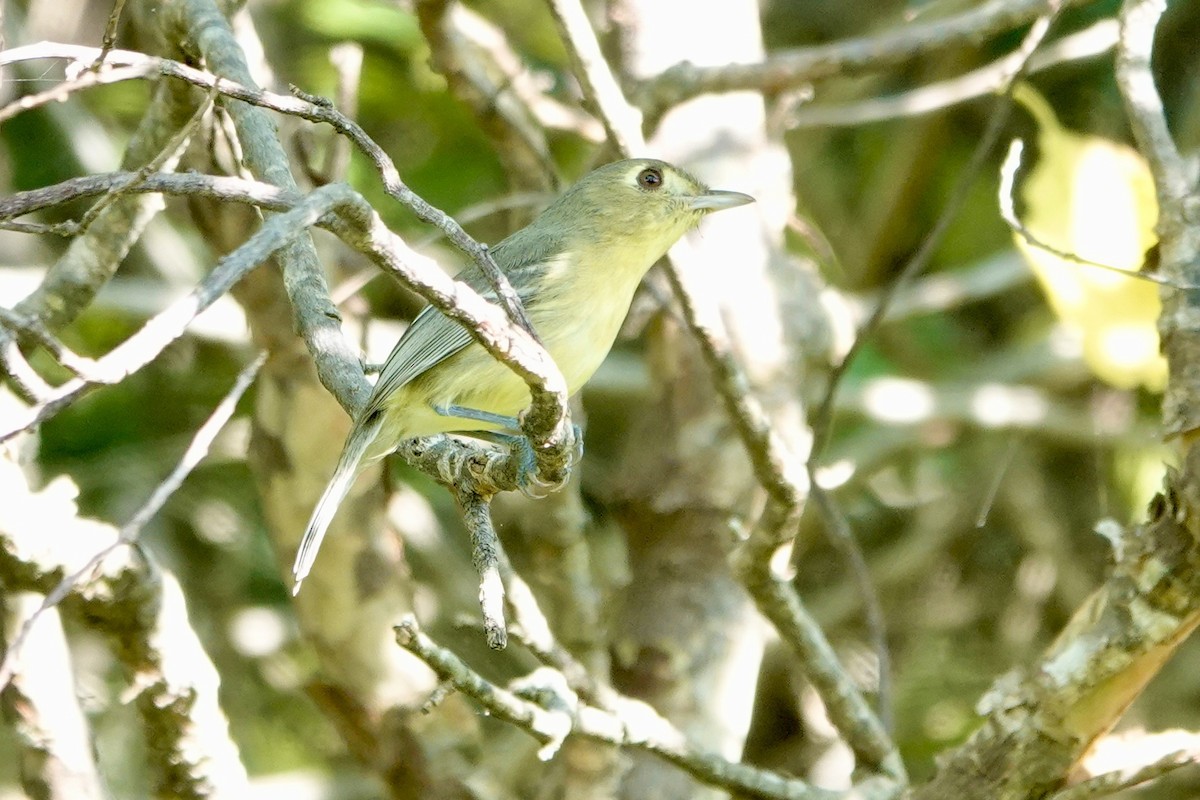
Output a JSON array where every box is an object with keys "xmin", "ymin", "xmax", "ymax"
[{"xmin": 637, "ymin": 167, "xmax": 664, "ymax": 190}]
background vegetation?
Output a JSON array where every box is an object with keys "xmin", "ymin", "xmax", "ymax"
[{"xmin": 2, "ymin": 0, "xmax": 1200, "ymax": 798}]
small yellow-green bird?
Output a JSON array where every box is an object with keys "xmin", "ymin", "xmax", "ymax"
[{"xmin": 294, "ymin": 158, "xmax": 753, "ymax": 592}]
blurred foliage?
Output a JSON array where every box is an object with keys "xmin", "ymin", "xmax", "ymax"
[{"xmin": 2, "ymin": 0, "xmax": 1200, "ymax": 797}]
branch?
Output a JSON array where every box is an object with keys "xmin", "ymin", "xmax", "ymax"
[
  {"xmin": 1051, "ymin": 747, "xmax": 1196, "ymax": 800},
  {"xmin": 2, "ymin": 178, "xmax": 576, "ymax": 493},
  {"xmin": 457, "ymin": 488, "xmax": 508, "ymax": 649},
  {"xmin": 1115, "ymin": 0, "xmax": 1192, "ymax": 212},
  {"xmin": 395, "ymin": 617, "xmax": 901, "ymax": 800},
  {"xmin": 0, "ymin": 171, "xmax": 297, "ymax": 221},
  {"xmin": 545, "ymin": 0, "xmax": 645, "ymax": 153},
  {"xmin": 913, "ymin": 460, "xmax": 1200, "ymax": 799},
  {"xmin": 1115, "ymin": 0, "xmax": 1200, "ymax": 439},
  {"xmin": 0, "ymin": 39, "xmax": 557, "ymax": 412},
  {"xmin": 810, "ymin": 4, "xmax": 1063, "ymax": 459},
  {"xmin": 998, "ymin": 139, "xmax": 1188, "ymax": 289},
  {"xmin": 637, "ymin": 0, "xmax": 1088, "ymax": 118},
  {"xmin": 159, "ymin": 0, "xmax": 375, "ymax": 413},
  {"xmin": 0, "ymin": 186, "xmax": 346, "ymax": 438},
  {"xmin": 415, "ymin": 0, "xmax": 559, "ymax": 190},
  {"xmin": 11, "ymin": 74, "xmax": 201, "ymax": 330},
  {"xmin": 551, "ymin": 0, "xmax": 898, "ymax": 776},
  {"xmin": 788, "ymin": 18, "xmax": 1118, "ymax": 129}
]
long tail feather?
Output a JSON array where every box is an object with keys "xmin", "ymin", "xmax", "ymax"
[{"xmin": 292, "ymin": 415, "xmax": 384, "ymax": 595}]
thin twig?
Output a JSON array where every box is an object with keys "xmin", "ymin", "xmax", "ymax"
[
  {"xmin": 0, "ymin": 168, "xmax": 575, "ymax": 499},
  {"xmin": 0, "ymin": 330, "xmax": 52, "ymax": 401},
  {"xmin": 545, "ymin": 0, "xmax": 646, "ymax": 153},
  {"xmin": 0, "ymin": 41, "xmax": 543, "ymax": 389},
  {"xmin": 552, "ymin": 0, "xmax": 899, "ymax": 773},
  {"xmin": 997, "ymin": 139, "xmax": 1188, "ymax": 289},
  {"xmin": 0, "ymin": 219, "xmax": 80, "ymax": 236},
  {"xmin": 638, "ymin": 0, "xmax": 1088, "ymax": 119},
  {"xmin": 294, "ymin": 43, "xmax": 361, "ymax": 185},
  {"xmin": 457, "ymin": 489, "xmax": 508, "ymax": 649},
  {"xmin": 1049, "ymin": 752, "xmax": 1194, "ymax": 800},
  {"xmin": 0, "ymin": 187, "xmax": 340, "ymax": 439},
  {"xmin": 0, "ymin": 61, "xmax": 153, "ymax": 124},
  {"xmin": 810, "ymin": 484, "xmax": 893, "ymax": 731},
  {"xmin": 809, "ymin": 4, "xmax": 1064, "ymax": 460},
  {"xmin": 0, "ymin": 171, "xmax": 297, "ymax": 221},
  {"xmin": 395, "ymin": 617, "xmax": 898, "ymax": 800},
  {"xmin": 1, "ymin": 181, "xmax": 576, "ymax": 497},
  {"xmin": 415, "ymin": 1, "xmax": 559, "ymax": 189},
  {"xmin": 329, "ymin": 189, "xmax": 553, "ymax": 305},
  {"xmin": 76, "ymin": 83, "xmax": 216, "ymax": 233},
  {"xmin": 788, "ymin": 18, "xmax": 1118, "ymax": 129},
  {"xmin": 0, "ymin": 306, "xmax": 109, "ymax": 382},
  {"xmin": 92, "ymin": 0, "xmax": 129, "ymax": 69}
]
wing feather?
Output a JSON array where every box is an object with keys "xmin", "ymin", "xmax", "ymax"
[
  {"xmin": 364, "ymin": 305, "xmax": 474, "ymax": 415},
  {"xmin": 363, "ymin": 232, "xmax": 561, "ymax": 416}
]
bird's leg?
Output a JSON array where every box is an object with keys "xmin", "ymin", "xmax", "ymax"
[
  {"xmin": 432, "ymin": 404, "xmax": 582, "ymax": 496},
  {"xmin": 432, "ymin": 404, "xmax": 522, "ymax": 434}
]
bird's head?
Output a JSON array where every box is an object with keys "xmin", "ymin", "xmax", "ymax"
[{"xmin": 538, "ymin": 158, "xmax": 754, "ymax": 264}]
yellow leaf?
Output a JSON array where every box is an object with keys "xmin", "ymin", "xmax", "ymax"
[{"xmin": 1012, "ymin": 83, "xmax": 1163, "ymax": 391}]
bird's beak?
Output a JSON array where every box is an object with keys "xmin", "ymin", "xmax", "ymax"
[{"xmin": 689, "ymin": 190, "xmax": 755, "ymax": 212}]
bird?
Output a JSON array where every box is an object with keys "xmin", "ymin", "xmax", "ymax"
[{"xmin": 293, "ymin": 158, "xmax": 754, "ymax": 593}]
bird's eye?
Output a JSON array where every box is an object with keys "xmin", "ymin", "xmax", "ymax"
[{"xmin": 636, "ymin": 167, "xmax": 664, "ymax": 190}]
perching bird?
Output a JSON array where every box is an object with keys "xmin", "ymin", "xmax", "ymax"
[{"xmin": 294, "ymin": 158, "xmax": 754, "ymax": 592}]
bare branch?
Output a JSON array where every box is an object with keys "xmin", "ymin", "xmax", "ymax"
[
  {"xmin": 457, "ymin": 488, "xmax": 508, "ymax": 649},
  {"xmin": 546, "ymin": 0, "xmax": 646, "ymax": 153},
  {"xmin": 0, "ymin": 171, "xmax": 298, "ymax": 221},
  {"xmin": 552, "ymin": 0, "xmax": 898, "ymax": 776},
  {"xmin": 913, "ymin": 461, "xmax": 1200, "ymax": 799},
  {"xmin": 1115, "ymin": 0, "xmax": 1192, "ymax": 213},
  {"xmin": 810, "ymin": 4, "xmax": 1063, "ymax": 460},
  {"xmin": 998, "ymin": 139, "xmax": 1188, "ymax": 288},
  {"xmin": 157, "ymin": 0, "xmax": 375, "ymax": 413},
  {"xmin": 395, "ymin": 617, "xmax": 900, "ymax": 800},
  {"xmin": 637, "ymin": 0, "xmax": 1088, "ymax": 118},
  {"xmin": 0, "ymin": 39, "xmax": 550, "ymax": 406},
  {"xmin": 94, "ymin": 0, "xmax": 128, "ymax": 67},
  {"xmin": 0, "ymin": 168, "xmax": 574, "ymax": 497},
  {"xmin": 0, "ymin": 328, "xmax": 53, "ymax": 402},
  {"xmin": 0, "ymin": 186, "xmax": 346, "ymax": 438},
  {"xmin": 12, "ymin": 76, "xmax": 201, "ymax": 330},
  {"xmin": 0, "ymin": 61, "xmax": 152, "ymax": 123},
  {"xmin": 788, "ymin": 18, "xmax": 1118, "ymax": 129},
  {"xmin": 1115, "ymin": 0, "xmax": 1200, "ymax": 438},
  {"xmin": 1050, "ymin": 749, "xmax": 1195, "ymax": 800},
  {"xmin": 415, "ymin": 0, "xmax": 559, "ymax": 190}
]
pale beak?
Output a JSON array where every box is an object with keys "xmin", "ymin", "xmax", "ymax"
[{"xmin": 690, "ymin": 189, "xmax": 755, "ymax": 212}]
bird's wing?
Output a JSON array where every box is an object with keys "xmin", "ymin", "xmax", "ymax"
[
  {"xmin": 363, "ymin": 238, "xmax": 558, "ymax": 416},
  {"xmin": 364, "ymin": 304, "xmax": 474, "ymax": 415}
]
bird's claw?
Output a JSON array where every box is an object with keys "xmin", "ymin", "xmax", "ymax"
[{"xmin": 506, "ymin": 427, "xmax": 583, "ymax": 498}]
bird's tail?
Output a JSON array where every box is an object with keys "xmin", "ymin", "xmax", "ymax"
[{"xmin": 292, "ymin": 413, "xmax": 384, "ymax": 595}]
